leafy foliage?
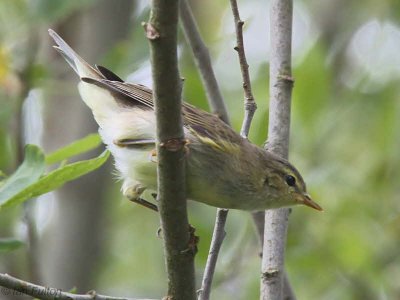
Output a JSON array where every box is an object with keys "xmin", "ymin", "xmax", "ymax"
[
  {"xmin": 45, "ymin": 133, "xmax": 102, "ymax": 165},
  {"xmin": 0, "ymin": 136, "xmax": 109, "ymax": 210},
  {"xmin": 0, "ymin": 145, "xmax": 45, "ymax": 206}
]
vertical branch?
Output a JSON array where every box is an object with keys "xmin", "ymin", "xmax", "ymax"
[
  {"xmin": 197, "ymin": 209, "xmax": 228, "ymax": 300},
  {"xmin": 146, "ymin": 0, "xmax": 196, "ymax": 299},
  {"xmin": 261, "ymin": 0, "xmax": 294, "ymax": 299},
  {"xmin": 229, "ymin": 0, "xmax": 257, "ymax": 138}
]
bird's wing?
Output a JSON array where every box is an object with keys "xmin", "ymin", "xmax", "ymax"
[
  {"xmin": 49, "ymin": 29, "xmax": 243, "ymax": 148},
  {"xmin": 81, "ymin": 77, "xmax": 154, "ymax": 109},
  {"xmin": 181, "ymin": 103, "xmax": 243, "ymax": 147},
  {"xmin": 80, "ymin": 75, "xmax": 243, "ymax": 147}
]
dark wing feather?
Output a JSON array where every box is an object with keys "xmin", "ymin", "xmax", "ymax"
[{"xmin": 95, "ymin": 65, "xmax": 124, "ymax": 82}]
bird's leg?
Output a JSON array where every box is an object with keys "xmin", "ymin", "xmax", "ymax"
[
  {"xmin": 129, "ymin": 196, "xmax": 158, "ymax": 212},
  {"xmin": 124, "ymin": 183, "xmax": 158, "ymax": 212}
]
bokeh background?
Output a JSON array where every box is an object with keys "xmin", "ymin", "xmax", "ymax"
[{"xmin": 1, "ymin": 0, "xmax": 399, "ymax": 299}]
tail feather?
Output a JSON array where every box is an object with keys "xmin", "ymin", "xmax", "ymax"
[
  {"xmin": 48, "ymin": 29, "xmax": 101, "ymax": 79},
  {"xmin": 49, "ymin": 29, "xmax": 122, "ymax": 122}
]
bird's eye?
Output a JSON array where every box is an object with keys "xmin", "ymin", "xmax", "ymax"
[{"xmin": 285, "ymin": 175, "xmax": 296, "ymax": 186}]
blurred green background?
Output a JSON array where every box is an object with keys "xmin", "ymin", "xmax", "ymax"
[{"xmin": 1, "ymin": 0, "xmax": 399, "ymax": 299}]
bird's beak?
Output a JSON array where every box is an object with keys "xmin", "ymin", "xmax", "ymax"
[{"xmin": 296, "ymin": 193, "xmax": 323, "ymax": 211}]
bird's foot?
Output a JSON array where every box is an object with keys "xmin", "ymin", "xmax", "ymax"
[{"xmin": 125, "ymin": 184, "xmax": 158, "ymax": 212}]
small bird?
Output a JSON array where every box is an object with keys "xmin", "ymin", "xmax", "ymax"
[{"xmin": 48, "ymin": 29, "xmax": 322, "ymax": 212}]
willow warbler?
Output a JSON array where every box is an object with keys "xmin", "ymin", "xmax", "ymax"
[{"xmin": 48, "ymin": 29, "xmax": 322, "ymax": 212}]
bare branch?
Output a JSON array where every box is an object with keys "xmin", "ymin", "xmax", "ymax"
[
  {"xmin": 229, "ymin": 0, "xmax": 257, "ymax": 138},
  {"xmin": 197, "ymin": 209, "xmax": 228, "ymax": 300},
  {"xmin": 0, "ymin": 273, "xmax": 151, "ymax": 300},
  {"xmin": 261, "ymin": 0, "xmax": 295, "ymax": 299},
  {"xmin": 261, "ymin": 209, "xmax": 291, "ymax": 299},
  {"xmin": 251, "ymin": 211, "xmax": 266, "ymax": 251},
  {"xmin": 179, "ymin": 0, "xmax": 230, "ymax": 124},
  {"xmin": 253, "ymin": 211, "xmax": 297, "ymax": 300},
  {"xmin": 147, "ymin": 0, "xmax": 196, "ymax": 299}
]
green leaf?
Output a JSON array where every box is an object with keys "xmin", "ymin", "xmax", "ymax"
[
  {"xmin": 45, "ymin": 133, "xmax": 102, "ymax": 165},
  {"xmin": 0, "ymin": 145, "xmax": 45, "ymax": 205},
  {"xmin": 0, "ymin": 150, "xmax": 110, "ymax": 210},
  {"xmin": 0, "ymin": 238, "xmax": 24, "ymax": 252}
]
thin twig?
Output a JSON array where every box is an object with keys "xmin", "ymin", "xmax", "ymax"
[
  {"xmin": 229, "ymin": 0, "xmax": 264, "ymax": 285},
  {"xmin": 0, "ymin": 273, "xmax": 152, "ymax": 300},
  {"xmin": 251, "ymin": 211, "xmax": 266, "ymax": 252},
  {"xmin": 229, "ymin": 0, "xmax": 257, "ymax": 138},
  {"xmin": 179, "ymin": 0, "xmax": 230, "ymax": 124},
  {"xmin": 261, "ymin": 0, "xmax": 295, "ymax": 299},
  {"xmin": 179, "ymin": 3, "xmax": 231, "ymax": 300},
  {"xmin": 197, "ymin": 209, "xmax": 228, "ymax": 300},
  {"xmin": 196, "ymin": 0, "xmax": 260, "ymax": 298},
  {"xmin": 147, "ymin": 0, "xmax": 196, "ymax": 299}
]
